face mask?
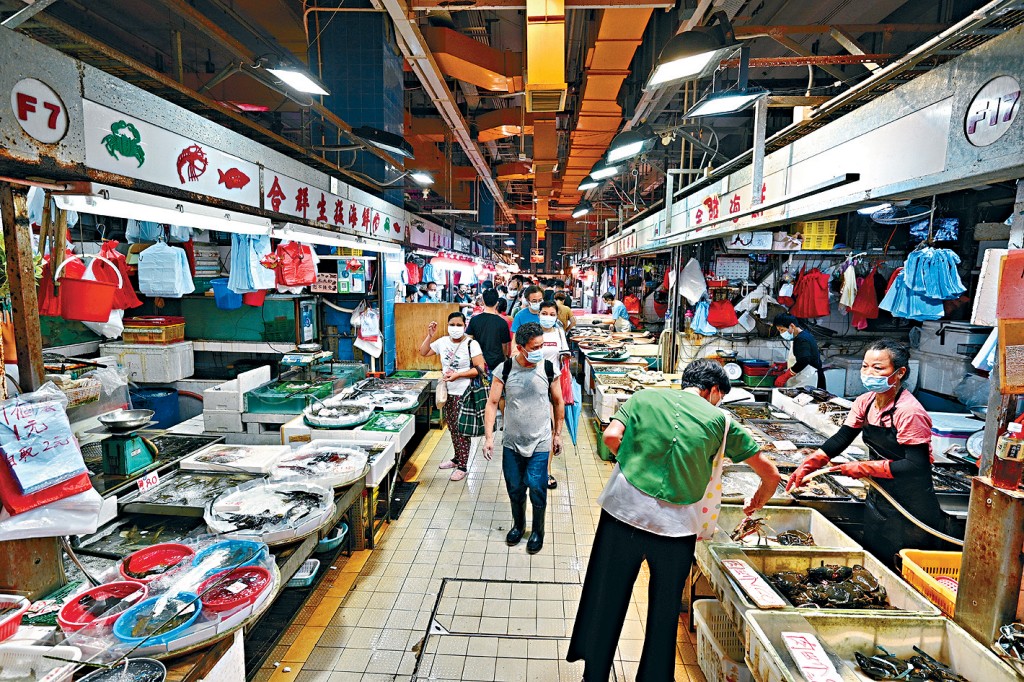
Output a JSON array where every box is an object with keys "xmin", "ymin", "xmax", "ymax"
[
  {"xmin": 861, "ymin": 371, "xmax": 898, "ymax": 393},
  {"xmin": 529, "ymin": 301, "xmax": 542, "ymax": 312},
  {"xmin": 539, "ymin": 315, "xmax": 557, "ymax": 329},
  {"xmin": 525, "ymin": 349, "xmax": 544, "ymax": 364},
  {"xmin": 780, "ymin": 330, "xmax": 794, "ymax": 341},
  {"xmin": 448, "ymin": 325, "xmax": 465, "ymax": 340}
]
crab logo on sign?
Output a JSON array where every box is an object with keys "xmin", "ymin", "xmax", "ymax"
[
  {"xmin": 11, "ymin": 78, "xmax": 68, "ymax": 144},
  {"xmin": 965, "ymin": 75, "xmax": 1021, "ymax": 147}
]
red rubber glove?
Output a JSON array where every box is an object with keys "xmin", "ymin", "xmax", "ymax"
[
  {"xmin": 785, "ymin": 452, "xmax": 831, "ymax": 491},
  {"xmin": 774, "ymin": 370, "xmax": 794, "ymax": 387},
  {"xmin": 829, "ymin": 460, "xmax": 893, "ymax": 480}
]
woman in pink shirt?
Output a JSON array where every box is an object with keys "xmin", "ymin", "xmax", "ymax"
[{"xmin": 786, "ymin": 340, "xmax": 948, "ymax": 564}]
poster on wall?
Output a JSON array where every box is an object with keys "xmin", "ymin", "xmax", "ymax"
[{"xmin": 530, "ymin": 248, "xmax": 545, "ymax": 264}]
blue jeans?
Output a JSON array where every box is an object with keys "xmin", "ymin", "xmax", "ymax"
[{"xmin": 502, "ymin": 447, "xmax": 549, "ymax": 509}]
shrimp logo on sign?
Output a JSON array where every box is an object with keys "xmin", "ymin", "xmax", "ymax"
[{"xmin": 965, "ymin": 75, "xmax": 1021, "ymax": 147}]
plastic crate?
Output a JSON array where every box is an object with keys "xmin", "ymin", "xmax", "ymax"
[
  {"xmin": 899, "ymin": 549, "xmax": 961, "ymax": 618},
  {"xmin": 0, "ymin": 644, "xmax": 81, "ymax": 682},
  {"xmin": 745, "ymin": 611, "xmax": 1018, "ymax": 682},
  {"xmin": 122, "ymin": 316, "xmax": 187, "ymax": 345},
  {"xmin": 743, "ymin": 373, "xmax": 778, "ymax": 388},
  {"xmin": 695, "ymin": 505, "xmax": 860, "ymax": 578},
  {"xmin": 0, "ymin": 595, "xmax": 29, "ymax": 642},
  {"xmin": 793, "ymin": 220, "xmax": 838, "ymax": 251},
  {"xmin": 704, "ymin": 546, "xmax": 940, "ymax": 641},
  {"xmin": 286, "ymin": 559, "xmax": 320, "ymax": 588},
  {"xmin": 693, "ymin": 599, "xmax": 752, "ymax": 682}
]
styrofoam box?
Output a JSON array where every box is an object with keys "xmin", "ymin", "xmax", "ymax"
[
  {"xmin": 916, "ymin": 320, "xmax": 992, "ymax": 357},
  {"xmin": 99, "ymin": 341, "xmax": 194, "ymax": 383},
  {"xmin": 595, "ymin": 384, "xmax": 629, "ymax": 423},
  {"xmin": 202, "ymin": 367, "xmax": 272, "ymax": 412},
  {"xmin": 280, "ymin": 434, "xmax": 396, "ymax": 487},
  {"xmin": 355, "ymin": 417, "xmax": 415, "ymax": 451},
  {"xmin": 931, "ymin": 412, "xmax": 985, "ymax": 454},
  {"xmin": 914, "ymin": 349, "xmax": 973, "ymax": 396},
  {"xmin": 281, "ymin": 415, "xmax": 416, "ymax": 452},
  {"xmin": 204, "ymin": 410, "xmax": 243, "ymax": 433}
]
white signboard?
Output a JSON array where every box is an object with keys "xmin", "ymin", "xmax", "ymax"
[
  {"xmin": 11, "ymin": 78, "xmax": 68, "ymax": 144},
  {"xmin": 965, "ymin": 75, "xmax": 1022, "ymax": 147},
  {"xmin": 84, "ymin": 100, "xmax": 261, "ymax": 206}
]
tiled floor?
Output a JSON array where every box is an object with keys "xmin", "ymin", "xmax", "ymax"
[{"xmin": 256, "ymin": 410, "xmax": 705, "ymax": 681}]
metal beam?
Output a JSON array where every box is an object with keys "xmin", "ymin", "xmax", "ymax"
[
  {"xmin": 734, "ymin": 23, "xmax": 949, "ymax": 37},
  {"xmin": 720, "ymin": 54, "xmax": 892, "ymax": 68},
  {"xmin": 1, "ymin": 0, "xmax": 61, "ymax": 29},
  {"xmin": 830, "ymin": 27, "xmax": 881, "ymax": 71},
  {"xmin": 0, "ymin": 183, "xmax": 43, "ymax": 392},
  {"xmin": 766, "ymin": 95, "xmax": 831, "ymax": 107},
  {"xmin": 410, "ymin": 0, "xmax": 671, "ymax": 9},
  {"xmin": 771, "ymin": 35, "xmax": 850, "ymax": 82}
]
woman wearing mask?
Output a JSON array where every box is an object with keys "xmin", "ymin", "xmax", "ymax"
[
  {"xmin": 786, "ymin": 340, "xmax": 946, "ymax": 564},
  {"xmin": 539, "ymin": 301, "xmax": 570, "ymax": 490},
  {"xmin": 419, "ymin": 313, "xmax": 486, "ymax": 481},
  {"xmin": 772, "ymin": 313, "xmax": 825, "ymax": 388}
]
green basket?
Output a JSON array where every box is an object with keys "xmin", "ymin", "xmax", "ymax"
[{"xmin": 743, "ymin": 374, "xmax": 777, "ymax": 388}]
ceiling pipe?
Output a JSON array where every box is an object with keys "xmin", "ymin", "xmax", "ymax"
[{"xmin": 374, "ymin": 0, "xmax": 514, "ymax": 223}]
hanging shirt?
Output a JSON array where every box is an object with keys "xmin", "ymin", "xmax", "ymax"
[
  {"xmin": 126, "ymin": 220, "xmax": 164, "ymax": 243},
  {"xmin": 138, "ymin": 241, "xmax": 195, "ymax": 298},
  {"xmin": 790, "ymin": 268, "xmax": 831, "ymax": 318}
]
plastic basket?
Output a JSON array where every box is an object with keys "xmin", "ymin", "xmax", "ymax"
[
  {"xmin": 287, "ymin": 558, "xmax": 320, "ymax": 588},
  {"xmin": 745, "ymin": 612, "xmax": 1018, "ymax": 682},
  {"xmin": 743, "ymin": 374, "xmax": 778, "ymax": 388},
  {"xmin": 316, "ymin": 523, "xmax": 350, "ymax": 554},
  {"xmin": 793, "ymin": 220, "xmax": 838, "ymax": 251},
  {"xmin": 61, "ymin": 377, "xmax": 102, "ymax": 408},
  {"xmin": 693, "ymin": 599, "xmax": 752, "ymax": 682},
  {"xmin": 0, "ymin": 644, "xmax": 82, "ymax": 682},
  {"xmin": 899, "ymin": 549, "xmax": 961, "ymax": 618},
  {"xmin": 122, "ymin": 316, "xmax": 187, "ymax": 345},
  {"xmin": 0, "ymin": 594, "xmax": 30, "ymax": 641}
]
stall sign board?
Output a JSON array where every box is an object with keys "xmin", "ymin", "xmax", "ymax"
[
  {"xmin": 781, "ymin": 632, "xmax": 844, "ymax": 682},
  {"xmin": 11, "ymin": 78, "xmax": 68, "ymax": 145},
  {"xmin": 965, "ymin": 75, "xmax": 1022, "ymax": 147},
  {"xmin": 312, "ymin": 272, "xmax": 339, "ymax": 294},
  {"xmin": 530, "ymin": 248, "xmax": 545, "ymax": 264},
  {"xmin": 720, "ymin": 559, "xmax": 787, "ymax": 608},
  {"xmin": 84, "ymin": 101, "xmax": 261, "ymax": 206}
]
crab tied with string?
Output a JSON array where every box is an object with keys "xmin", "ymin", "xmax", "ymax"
[{"xmin": 728, "ymin": 516, "xmax": 815, "ymax": 546}]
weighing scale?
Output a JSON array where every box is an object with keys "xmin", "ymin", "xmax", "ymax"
[
  {"xmin": 95, "ymin": 409, "xmax": 159, "ymax": 476},
  {"xmin": 280, "ymin": 347, "xmax": 335, "ymax": 383}
]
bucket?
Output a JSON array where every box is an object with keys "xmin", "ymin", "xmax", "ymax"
[
  {"xmin": 211, "ymin": 278, "xmax": 242, "ymax": 310},
  {"xmin": 242, "ymin": 289, "xmax": 268, "ymax": 307},
  {"xmin": 55, "ymin": 255, "xmax": 123, "ymax": 323},
  {"xmin": 131, "ymin": 387, "xmax": 180, "ymax": 429}
]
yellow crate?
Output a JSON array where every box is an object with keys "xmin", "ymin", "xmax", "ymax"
[
  {"xmin": 337, "ymin": 247, "xmax": 363, "ymax": 256},
  {"xmin": 899, "ymin": 549, "xmax": 961, "ymax": 617},
  {"xmin": 793, "ymin": 219, "xmax": 838, "ymax": 250}
]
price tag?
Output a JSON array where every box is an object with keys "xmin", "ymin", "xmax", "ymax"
[
  {"xmin": 781, "ymin": 632, "xmax": 844, "ymax": 682},
  {"xmin": 721, "ymin": 559, "xmax": 787, "ymax": 608},
  {"xmin": 136, "ymin": 471, "xmax": 160, "ymax": 493},
  {"xmin": 224, "ymin": 581, "xmax": 248, "ymax": 595}
]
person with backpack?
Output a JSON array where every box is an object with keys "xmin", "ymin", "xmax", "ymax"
[{"xmin": 483, "ymin": 322, "xmax": 565, "ymax": 554}]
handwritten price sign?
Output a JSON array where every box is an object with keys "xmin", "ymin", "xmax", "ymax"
[
  {"xmin": 721, "ymin": 559, "xmax": 787, "ymax": 608},
  {"xmin": 0, "ymin": 395, "xmax": 85, "ymax": 495},
  {"xmin": 782, "ymin": 632, "xmax": 844, "ymax": 682},
  {"xmin": 136, "ymin": 471, "xmax": 160, "ymax": 493}
]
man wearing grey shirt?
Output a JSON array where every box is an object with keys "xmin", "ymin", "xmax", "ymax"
[{"xmin": 483, "ymin": 322, "xmax": 564, "ymax": 554}]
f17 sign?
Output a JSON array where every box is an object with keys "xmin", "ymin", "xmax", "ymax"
[{"xmin": 965, "ymin": 75, "xmax": 1021, "ymax": 147}]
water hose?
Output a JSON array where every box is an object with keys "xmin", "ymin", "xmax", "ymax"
[{"xmin": 863, "ymin": 479, "xmax": 964, "ymax": 547}]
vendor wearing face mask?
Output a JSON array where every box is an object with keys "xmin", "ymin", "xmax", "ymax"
[
  {"xmin": 786, "ymin": 340, "xmax": 945, "ymax": 564},
  {"xmin": 511, "ymin": 285, "xmax": 546, "ymax": 332},
  {"xmin": 772, "ymin": 313, "xmax": 826, "ymax": 389},
  {"xmin": 419, "ymin": 282, "xmax": 440, "ymax": 302}
]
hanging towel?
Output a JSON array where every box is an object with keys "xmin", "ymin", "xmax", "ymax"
[
  {"xmin": 840, "ymin": 263, "xmax": 858, "ymax": 308},
  {"xmin": 138, "ymin": 242, "xmax": 195, "ymax": 298},
  {"xmin": 691, "ymin": 300, "xmax": 718, "ymax": 336}
]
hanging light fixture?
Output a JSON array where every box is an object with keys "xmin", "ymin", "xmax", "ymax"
[
  {"xmin": 351, "ymin": 126, "xmax": 415, "ymax": 159},
  {"xmin": 577, "ymin": 175, "xmax": 601, "ymax": 191},
  {"xmin": 572, "ymin": 201, "xmax": 593, "ymax": 219},
  {"xmin": 685, "ymin": 87, "xmax": 768, "ymax": 117},
  {"xmin": 264, "ymin": 61, "xmax": 330, "ymax": 96},
  {"xmin": 589, "ymin": 157, "xmax": 622, "ymax": 181},
  {"xmin": 606, "ymin": 124, "xmax": 657, "ymax": 163},
  {"xmin": 646, "ymin": 11, "xmax": 739, "ymax": 90}
]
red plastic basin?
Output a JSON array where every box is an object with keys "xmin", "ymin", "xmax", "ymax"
[
  {"xmin": 119, "ymin": 543, "xmax": 196, "ymax": 583},
  {"xmin": 198, "ymin": 566, "xmax": 272, "ymax": 613},
  {"xmin": 57, "ymin": 580, "xmax": 148, "ymax": 632}
]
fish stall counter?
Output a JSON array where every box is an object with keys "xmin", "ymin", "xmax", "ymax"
[{"xmin": 593, "ymin": 372, "xmax": 682, "ymax": 423}]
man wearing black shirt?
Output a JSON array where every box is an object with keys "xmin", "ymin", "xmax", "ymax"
[{"xmin": 468, "ymin": 289, "xmax": 512, "ymax": 373}]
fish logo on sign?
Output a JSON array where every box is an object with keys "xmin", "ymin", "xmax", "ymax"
[{"xmin": 217, "ymin": 168, "xmax": 251, "ymax": 190}]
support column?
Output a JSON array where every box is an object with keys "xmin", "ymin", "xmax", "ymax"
[{"xmin": 0, "ymin": 182, "xmax": 43, "ymax": 392}]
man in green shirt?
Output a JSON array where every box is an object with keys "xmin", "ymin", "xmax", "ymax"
[{"xmin": 568, "ymin": 359, "xmax": 780, "ymax": 682}]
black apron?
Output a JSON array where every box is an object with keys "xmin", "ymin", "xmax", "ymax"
[{"xmin": 860, "ymin": 388, "xmax": 945, "ymax": 566}]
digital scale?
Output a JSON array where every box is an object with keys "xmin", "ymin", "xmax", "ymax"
[{"xmin": 280, "ymin": 348, "xmax": 334, "ymax": 383}]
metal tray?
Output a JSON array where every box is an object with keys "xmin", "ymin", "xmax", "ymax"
[
  {"xmin": 789, "ymin": 474, "xmax": 851, "ymax": 502},
  {"xmin": 74, "ymin": 514, "xmax": 207, "ymax": 559},
  {"xmin": 119, "ymin": 470, "xmax": 261, "ymax": 517},
  {"xmin": 747, "ymin": 420, "xmax": 828, "ymax": 448},
  {"xmin": 724, "ymin": 403, "xmax": 789, "ymax": 422}
]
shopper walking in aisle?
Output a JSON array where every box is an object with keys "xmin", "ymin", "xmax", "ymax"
[
  {"xmin": 601, "ymin": 292, "xmax": 632, "ymax": 332},
  {"xmin": 538, "ymin": 301, "xmax": 571, "ymax": 490},
  {"xmin": 786, "ymin": 340, "xmax": 948, "ymax": 565},
  {"xmin": 554, "ymin": 291, "xmax": 577, "ymax": 332},
  {"xmin": 568, "ymin": 359, "xmax": 781, "ymax": 682},
  {"xmin": 511, "ymin": 285, "xmax": 546, "ymax": 331},
  {"xmin": 496, "ymin": 297, "xmax": 513, "ymax": 331},
  {"xmin": 483, "ymin": 322, "xmax": 564, "ymax": 554},
  {"xmin": 419, "ymin": 313, "xmax": 486, "ymax": 481},
  {"xmin": 554, "ymin": 279, "xmax": 573, "ymax": 307},
  {"xmin": 467, "ymin": 289, "xmax": 512, "ymax": 374},
  {"xmin": 772, "ymin": 313, "xmax": 826, "ymax": 389}
]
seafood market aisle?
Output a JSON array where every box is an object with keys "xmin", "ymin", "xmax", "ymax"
[{"xmin": 254, "ymin": 418, "xmax": 704, "ymax": 681}]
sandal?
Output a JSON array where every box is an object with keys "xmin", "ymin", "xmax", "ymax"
[
  {"xmin": 548, "ymin": 475, "xmax": 557, "ymax": 489},
  {"xmin": 450, "ymin": 469, "xmax": 468, "ymax": 481},
  {"xmin": 439, "ymin": 461, "xmax": 456, "ymax": 470}
]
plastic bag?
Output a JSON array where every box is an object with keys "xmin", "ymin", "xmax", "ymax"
[
  {"xmin": 678, "ymin": 258, "xmax": 707, "ymax": 305},
  {"xmin": 0, "ymin": 488, "xmax": 102, "ymax": 541},
  {"xmin": 435, "ymin": 378, "xmax": 448, "ymax": 409},
  {"xmin": 953, "ymin": 374, "xmax": 990, "ymax": 410}
]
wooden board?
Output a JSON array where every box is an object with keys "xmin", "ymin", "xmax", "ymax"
[{"xmin": 395, "ymin": 303, "xmax": 460, "ymax": 371}]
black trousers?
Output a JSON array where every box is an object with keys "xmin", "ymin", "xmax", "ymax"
[{"xmin": 568, "ymin": 510, "xmax": 697, "ymax": 682}]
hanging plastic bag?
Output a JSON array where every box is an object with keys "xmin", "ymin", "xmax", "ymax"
[
  {"xmin": 276, "ymin": 241, "xmax": 317, "ymax": 287},
  {"xmin": 560, "ymin": 356, "xmax": 574, "ymax": 406},
  {"xmin": 677, "ymin": 258, "xmax": 707, "ymax": 305},
  {"xmin": 80, "ymin": 259, "xmax": 126, "ymax": 338},
  {"xmin": 98, "ymin": 241, "xmax": 143, "ymax": 310},
  {"xmin": 359, "ymin": 306, "xmax": 381, "ymax": 341},
  {"xmin": 435, "ymin": 377, "xmax": 448, "ymax": 409},
  {"xmin": 0, "ymin": 383, "xmax": 93, "ymax": 515}
]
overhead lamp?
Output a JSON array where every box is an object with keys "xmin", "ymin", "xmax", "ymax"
[
  {"xmin": 272, "ymin": 223, "xmax": 402, "ymax": 253},
  {"xmin": 577, "ymin": 175, "xmax": 601, "ymax": 191},
  {"xmin": 857, "ymin": 203, "xmax": 891, "ymax": 215},
  {"xmin": 265, "ymin": 63, "xmax": 330, "ymax": 96},
  {"xmin": 572, "ymin": 201, "xmax": 593, "ymax": 219},
  {"xmin": 646, "ymin": 11, "xmax": 739, "ymax": 90},
  {"xmin": 504, "ymin": 239, "xmax": 516, "ymax": 246},
  {"xmin": 52, "ymin": 184, "xmax": 272, "ymax": 235},
  {"xmin": 351, "ymin": 126, "xmax": 415, "ymax": 159},
  {"xmin": 607, "ymin": 125, "xmax": 657, "ymax": 163},
  {"xmin": 685, "ymin": 87, "xmax": 768, "ymax": 117},
  {"xmin": 476, "ymin": 232, "xmax": 510, "ymax": 237},
  {"xmin": 409, "ymin": 171, "xmax": 434, "ymax": 186},
  {"xmin": 589, "ymin": 157, "xmax": 622, "ymax": 181}
]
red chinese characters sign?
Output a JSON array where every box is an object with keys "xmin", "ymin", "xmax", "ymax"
[
  {"xmin": 720, "ymin": 559, "xmax": 786, "ymax": 608},
  {"xmin": 781, "ymin": 632, "xmax": 843, "ymax": 682}
]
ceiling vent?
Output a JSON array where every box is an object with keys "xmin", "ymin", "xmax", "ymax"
[{"xmin": 526, "ymin": 88, "xmax": 567, "ymax": 113}]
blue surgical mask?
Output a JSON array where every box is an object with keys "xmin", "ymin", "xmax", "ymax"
[
  {"xmin": 539, "ymin": 315, "xmax": 557, "ymax": 329},
  {"xmin": 529, "ymin": 302, "xmax": 541, "ymax": 312},
  {"xmin": 780, "ymin": 330, "xmax": 794, "ymax": 341},
  {"xmin": 526, "ymin": 349, "xmax": 544, "ymax": 364},
  {"xmin": 861, "ymin": 371, "xmax": 897, "ymax": 393}
]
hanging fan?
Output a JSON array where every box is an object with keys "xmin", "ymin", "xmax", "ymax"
[{"xmin": 869, "ymin": 200, "xmax": 934, "ymax": 225}]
